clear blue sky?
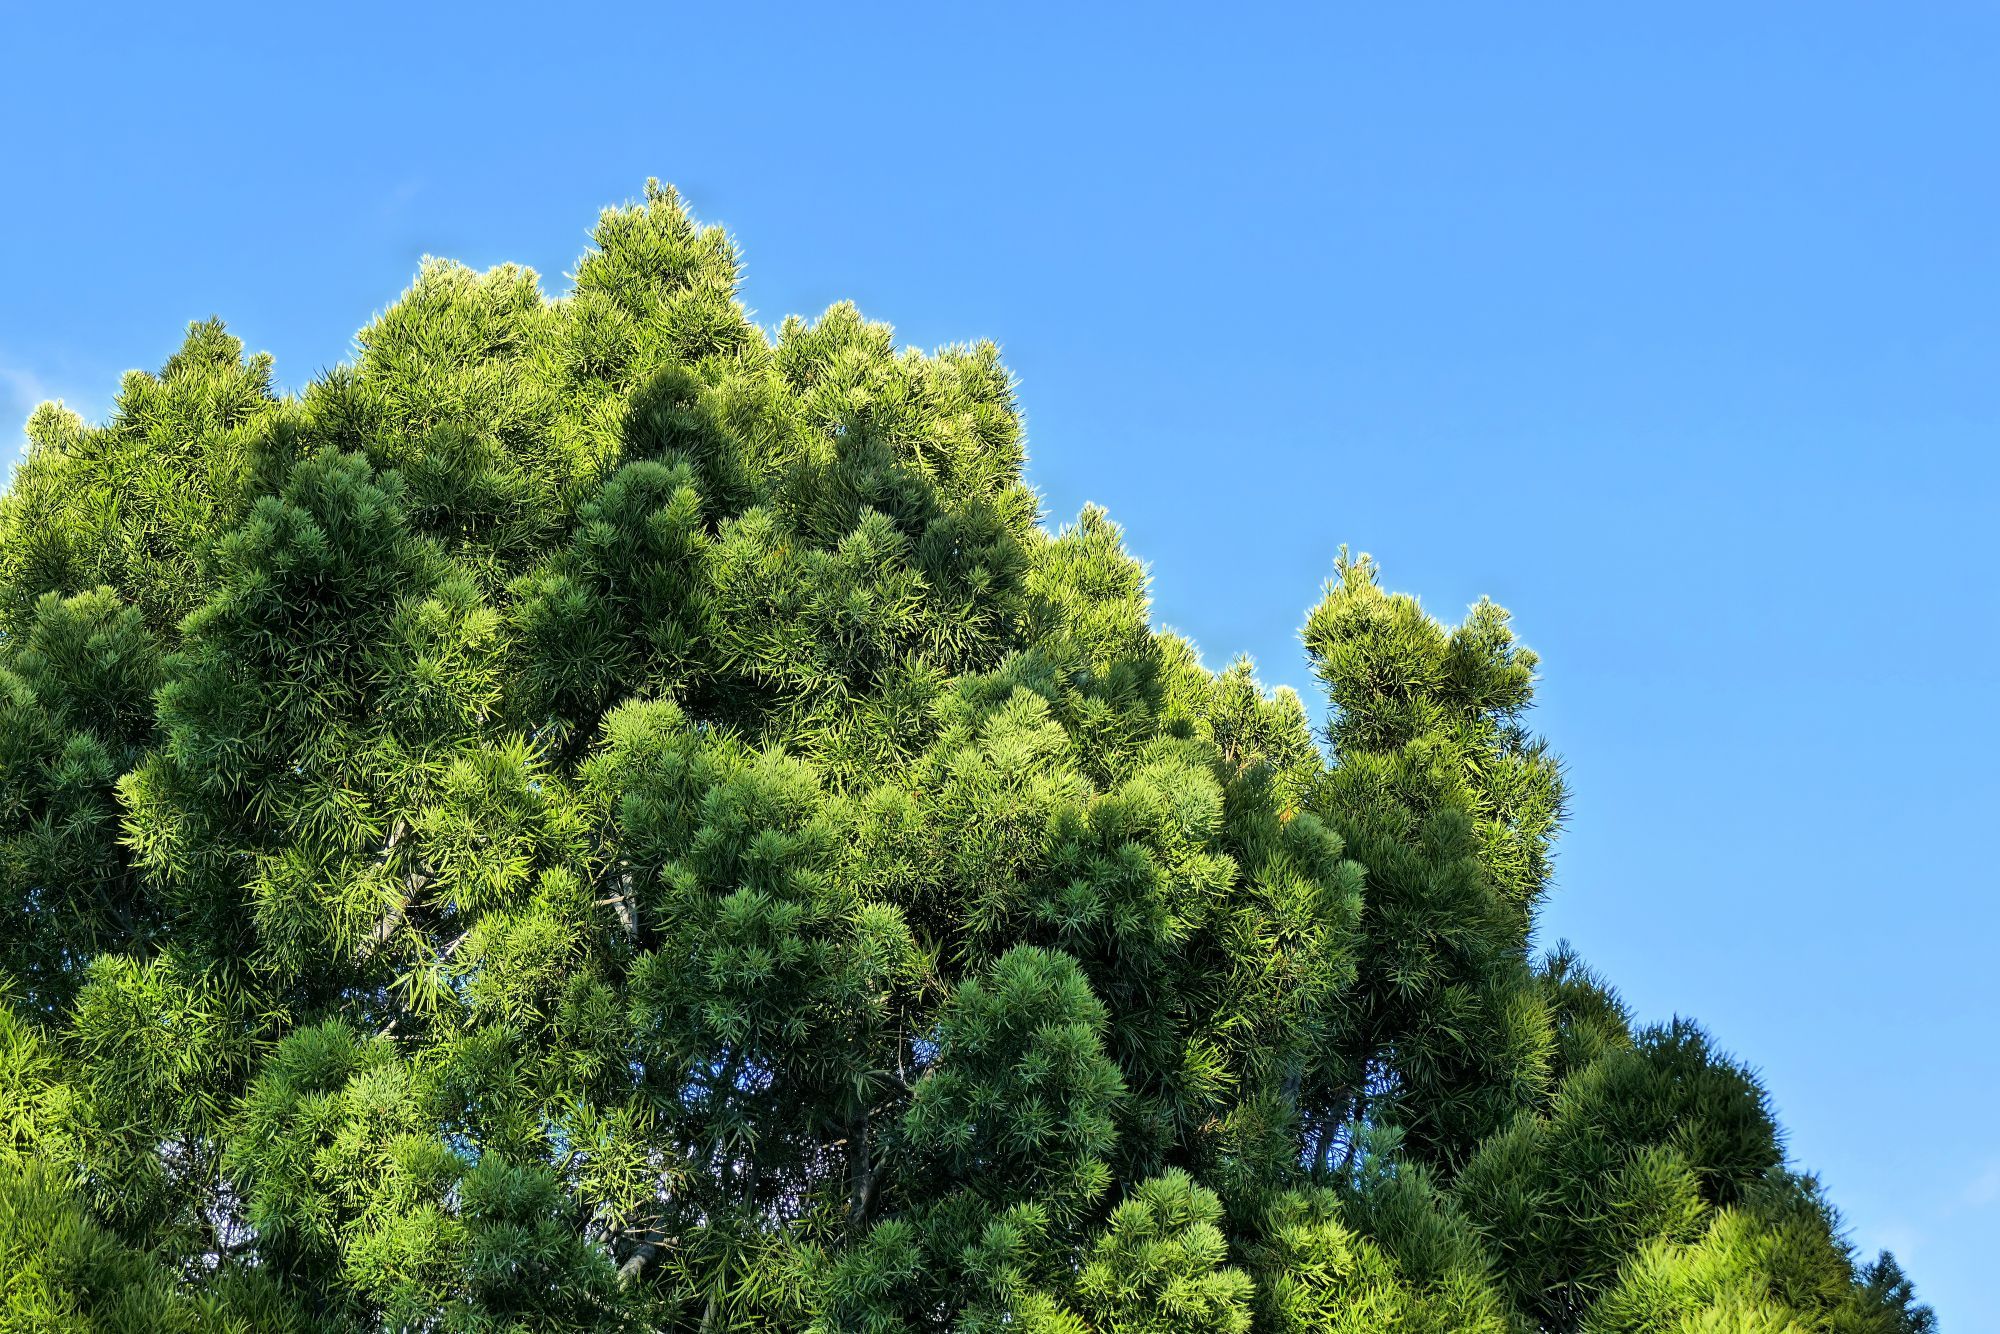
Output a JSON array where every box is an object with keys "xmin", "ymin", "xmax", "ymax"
[{"xmin": 4, "ymin": 2, "xmax": 1994, "ymax": 1321}]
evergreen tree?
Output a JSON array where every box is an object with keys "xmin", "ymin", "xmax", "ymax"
[{"xmin": 0, "ymin": 182, "xmax": 1928, "ymax": 1331}]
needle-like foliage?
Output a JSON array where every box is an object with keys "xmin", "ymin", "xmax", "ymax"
[{"xmin": 0, "ymin": 183, "xmax": 1930, "ymax": 1333}]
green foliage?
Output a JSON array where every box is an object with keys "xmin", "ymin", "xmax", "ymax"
[
  {"xmin": 0, "ymin": 590, "xmax": 163, "ymax": 1016},
  {"xmin": 1303, "ymin": 551, "xmax": 1565, "ymax": 1170},
  {"xmin": 1454, "ymin": 1020, "xmax": 1783, "ymax": 1328},
  {"xmin": 898, "ymin": 946, "xmax": 1124, "ymax": 1222},
  {"xmin": 1249, "ymin": 1180, "xmax": 1510, "ymax": 1334},
  {"xmin": 0, "ymin": 182, "xmax": 1925, "ymax": 1331},
  {"xmin": 1585, "ymin": 1177, "xmax": 1937, "ymax": 1334},
  {"xmin": 1069, "ymin": 1170, "xmax": 1254, "ymax": 1333},
  {"xmin": 1, "ymin": 1162, "xmax": 192, "ymax": 1334}
]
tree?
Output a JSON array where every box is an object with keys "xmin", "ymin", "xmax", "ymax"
[{"xmin": 0, "ymin": 181, "xmax": 1928, "ymax": 1331}]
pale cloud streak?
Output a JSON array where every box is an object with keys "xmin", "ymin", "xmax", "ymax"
[
  {"xmin": 1, "ymin": 365, "xmax": 73, "ymax": 478},
  {"xmin": 0, "ymin": 365, "xmax": 52, "ymax": 416},
  {"xmin": 1965, "ymin": 1158, "xmax": 2000, "ymax": 1209},
  {"xmin": 2, "ymin": 361, "xmax": 105, "ymax": 444}
]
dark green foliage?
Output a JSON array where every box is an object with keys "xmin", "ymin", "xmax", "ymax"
[
  {"xmin": 0, "ymin": 591, "xmax": 163, "ymax": 1016},
  {"xmin": 1302, "ymin": 552, "xmax": 1565, "ymax": 1172},
  {"xmin": 1453, "ymin": 1020, "xmax": 1782, "ymax": 1327},
  {"xmin": 0, "ymin": 182, "xmax": 1925, "ymax": 1331},
  {"xmin": 898, "ymin": 946, "xmax": 1124, "ymax": 1223}
]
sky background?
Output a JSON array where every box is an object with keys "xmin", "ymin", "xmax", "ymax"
[{"xmin": 3, "ymin": 1, "xmax": 1995, "ymax": 1321}]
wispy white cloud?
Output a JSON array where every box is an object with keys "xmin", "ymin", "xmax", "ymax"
[
  {"xmin": 0, "ymin": 365, "xmax": 53, "ymax": 415},
  {"xmin": 1852, "ymin": 1218, "xmax": 1927, "ymax": 1268},
  {"xmin": 1, "ymin": 365, "xmax": 81, "ymax": 479},
  {"xmin": 3, "ymin": 368, "xmax": 51, "ymax": 475},
  {"xmin": 2, "ymin": 362, "xmax": 104, "ymax": 428},
  {"xmin": 1965, "ymin": 1158, "xmax": 2000, "ymax": 1209},
  {"xmin": 380, "ymin": 177, "xmax": 425, "ymax": 221}
]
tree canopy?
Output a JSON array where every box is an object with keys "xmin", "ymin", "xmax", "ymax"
[{"xmin": 0, "ymin": 182, "xmax": 1931, "ymax": 1333}]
